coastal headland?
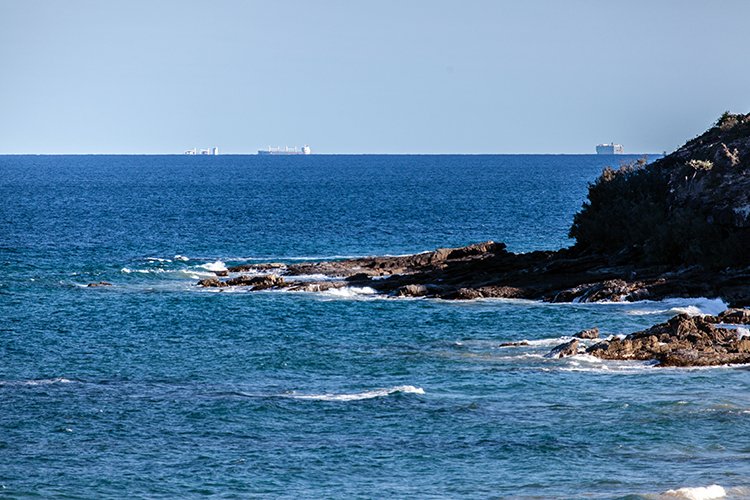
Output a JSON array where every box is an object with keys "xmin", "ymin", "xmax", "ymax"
[{"xmin": 197, "ymin": 113, "xmax": 750, "ymax": 366}]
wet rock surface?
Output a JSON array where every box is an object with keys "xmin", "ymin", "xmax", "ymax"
[
  {"xmin": 545, "ymin": 339, "xmax": 580, "ymax": 359},
  {"xmin": 198, "ymin": 274, "xmax": 285, "ymax": 290},
  {"xmin": 716, "ymin": 308, "xmax": 750, "ymax": 325},
  {"xmin": 573, "ymin": 327, "xmax": 600, "ymax": 339},
  {"xmin": 584, "ymin": 313, "xmax": 750, "ymax": 367},
  {"xmin": 194, "ymin": 240, "xmax": 750, "ymax": 307}
]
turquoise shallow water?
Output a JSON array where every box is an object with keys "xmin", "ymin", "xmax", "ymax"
[{"xmin": 2, "ymin": 154, "xmax": 749, "ymax": 499}]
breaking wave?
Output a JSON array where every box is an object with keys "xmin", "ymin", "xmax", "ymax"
[
  {"xmin": 198, "ymin": 260, "xmax": 227, "ymax": 272},
  {"xmin": 0, "ymin": 377, "xmax": 74, "ymax": 387},
  {"xmin": 283, "ymin": 385, "xmax": 425, "ymax": 402},
  {"xmin": 320, "ymin": 286, "xmax": 378, "ymax": 298},
  {"xmin": 624, "ymin": 297, "xmax": 727, "ymax": 317},
  {"xmin": 662, "ymin": 484, "xmax": 726, "ymax": 500}
]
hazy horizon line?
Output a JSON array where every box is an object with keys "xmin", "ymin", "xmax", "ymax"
[{"xmin": 0, "ymin": 152, "xmax": 665, "ymax": 156}]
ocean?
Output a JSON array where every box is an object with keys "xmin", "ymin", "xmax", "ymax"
[{"xmin": 1, "ymin": 154, "xmax": 748, "ymax": 499}]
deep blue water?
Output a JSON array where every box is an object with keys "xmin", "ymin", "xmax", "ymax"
[{"xmin": 2, "ymin": 154, "xmax": 749, "ymax": 499}]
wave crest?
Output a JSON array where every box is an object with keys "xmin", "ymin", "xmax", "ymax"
[
  {"xmin": 663, "ymin": 484, "xmax": 726, "ymax": 500},
  {"xmin": 0, "ymin": 377, "xmax": 74, "ymax": 387},
  {"xmin": 285, "ymin": 385, "xmax": 425, "ymax": 401}
]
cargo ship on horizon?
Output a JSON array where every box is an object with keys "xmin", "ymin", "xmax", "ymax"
[
  {"xmin": 258, "ymin": 145, "xmax": 311, "ymax": 155},
  {"xmin": 596, "ymin": 143, "xmax": 624, "ymax": 154}
]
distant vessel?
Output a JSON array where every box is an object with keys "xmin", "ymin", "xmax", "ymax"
[
  {"xmin": 596, "ymin": 143, "xmax": 624, "ymax": 154},
  {"xmin": 258, "ymin": 145, "xmax": 311, "ymax": 155},
  {"xmin": 185, "ymin": 147, "xmax": 219, "ymax": 155}
]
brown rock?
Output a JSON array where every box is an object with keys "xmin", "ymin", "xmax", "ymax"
[
  {"xmin": 227, "ymin": 263, "xmax": 285, "ymax": 273},
  {"xmin": 288, "ymin": 281, "xmax": 345, "ymax": 293},
  {"xmin": 197, "ymin": 277, "xmax": 227, "ymax": 287},
  {"xmin": 225, "ymin": 274, "xmax": 285, "ymax": 290},
  {"xmin": 717, "ymin": 308, "xmax": 750, "ymax": 324},
  {"xmin": 545, "ymin": 339, "xmax": 580, "ymax": 359},
  {"xmin": 587, "ymin": 313, "xmax": 750, "ymax": 367},
  {"xmin": 396, "ymin": 284, "xmax": 430, "ymax": 297},
  {"xmin": 573, "ymin": 327, "xmax": 600, "ymax": 339}
]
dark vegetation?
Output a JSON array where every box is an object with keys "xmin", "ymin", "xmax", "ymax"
[{"xmin": 570, "ymin": 112, "xmax": 750, "ymax": 268}]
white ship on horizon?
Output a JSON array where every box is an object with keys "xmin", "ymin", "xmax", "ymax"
[
  {"xmin": 258, "ymin": 145, "xmax": 311, "ymax": 155},
  {"xmin": 185, "ymin": 147, "xmax": 219, "ymax": 155},
  {"xmin": 596, "ymin": 143, "xmax": 624, "ymax": 154}
]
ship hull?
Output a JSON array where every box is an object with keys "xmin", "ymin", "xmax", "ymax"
[{"xmin": 257, "ymin": 151, "xmax": 305, "ymax": 155}]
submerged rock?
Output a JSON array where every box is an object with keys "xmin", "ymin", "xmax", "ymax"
[
  {"xmin": 87, "ymin": 281, "xmax": 113, "ymax": 287},
  {"xmin": 499, "ymin": 340, "xmax": 530, "ymax": 347}
]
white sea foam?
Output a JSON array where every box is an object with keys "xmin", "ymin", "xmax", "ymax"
[
  {"xmin": 523, "ymin": 337, "xmax": 574, "ymax": 347},
  {"xmin": 283, "ymin": 273, "xmax": 338, "ymax": 282},
  {"xmin": 624, "ymin": 297, "xmax": 728, "ymax": 317},
  {"xmin": 0, "ymin": 377, "xmax": 74, "ymax": 387},
  {"xmin": 321, "ymin": 286, "xmax": 378, "ymax": 298},
  {"xmin": 558, "ymin": 359, "xmax": 658, "ymax": 374},
  {"xmin": 569, "ymin": 353, "xmax": 604, "ymax": 363},
  {"xmin": 121, "ymin": 266, "xmax": 216, "ymax": 279},
  {"xmin": 663, "ymin": 484, "xmax": 726, "ymax": 500},
  {"xmin": 121, "ymin": 267, "xmax": 151, "ymax": 274},
  {"xmin": 736, "ymin": 327, "xmax": 750, "ymax": 339},
  {"xmin": 199, "ymin": 260, "xmax": 227, "ymax": 272},
  {"xmin": 174, "ymin": 255, "xmax": 189, "ymax": 261},
  {"xmin": 285, "ymin": 385, "xmax": 425, "ymax": 401},
  {"xmin": 145, "ymin": 257, "xmax": 171, "ymax": 262},
  {"xmin": 371, "ymin": 274, "xmax": 397, "ymax": 280}
]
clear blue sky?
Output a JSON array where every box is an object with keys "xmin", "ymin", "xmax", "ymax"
[{"xmin": 1, "ymin": 0, "xmax": 748, "ymax": 154}]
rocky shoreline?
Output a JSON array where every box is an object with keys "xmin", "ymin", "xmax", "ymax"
[
  {"xmin": 193, "ymin": 112, "xmax": 750, "ymax": 366},
  {"xmin": 197, "ymin": 240, "xmax": 750, "ymax": 307}
]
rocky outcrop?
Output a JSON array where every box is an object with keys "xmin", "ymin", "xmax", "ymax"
[
  {"xmin": 193, "ymin": 240, "xmax": 750, "ymax": 306},
  {"xmin": 716, "ymin": 308, "xmax": 750, "ymax": 325},
  {"xmin": 198, "ymin": 274, "xmax": 285, "ymax": 290},
  {"xmin": 573, "ymin": 327, "xmax": 600, "ymax": 339},
  {"xmin": 545, "ymin": 339, "xmax": 580, "ymax": 359},
  {"xmin": 585, "ymin": 313, "xmax": 750, "ymax": 367},
  {"xmin": 194, "ymin": 113, "xmax": 750, "ymax": 308},
  {"xmin": 87, "ymin": 281, "xmax": 112, "ymax": 287},
  {"xmin": 227, "ymin": 263, "xmax": 285, "ymax": 273}
]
